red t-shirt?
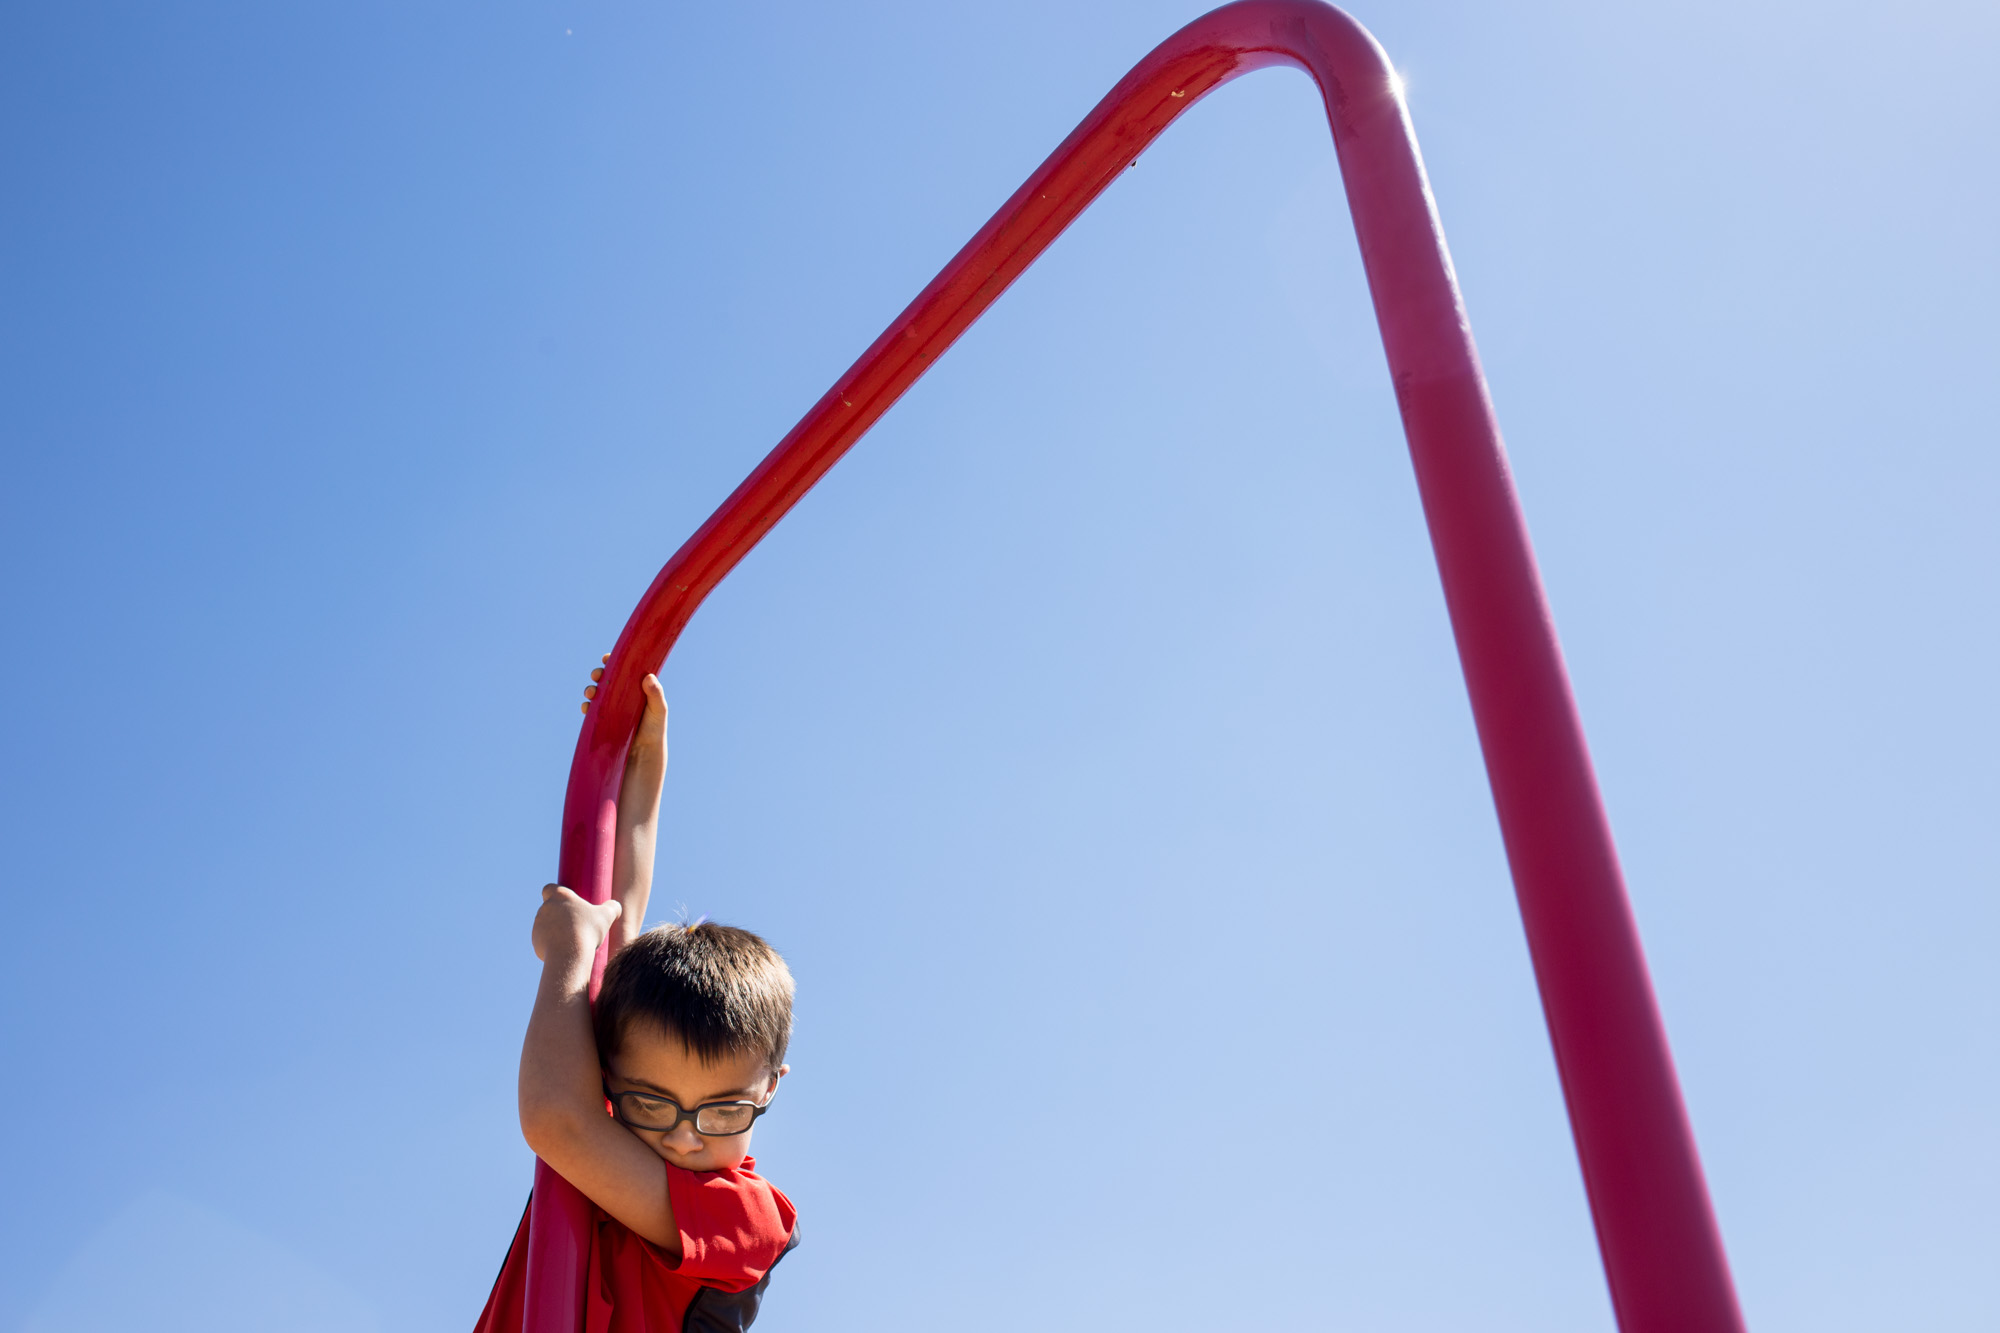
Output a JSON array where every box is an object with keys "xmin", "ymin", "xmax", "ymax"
[{"xmin": 475, "ymin": 1157, "xmax": 797, "ymax": 1333}]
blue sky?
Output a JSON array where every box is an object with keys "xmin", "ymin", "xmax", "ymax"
[{"xmin": 2, "ymin": 1, "xmax": 1995, "ymax": 1330}]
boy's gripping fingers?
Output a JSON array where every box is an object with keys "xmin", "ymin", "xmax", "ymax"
[
  {"xmin": 578, "ymin": 658, "xmax": 667, "ymax": 755},
  {"xmin": 532, "ymin": 883, "xmax": 622, "ymax": 961}
]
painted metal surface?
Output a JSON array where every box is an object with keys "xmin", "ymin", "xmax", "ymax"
[{"xmin": 520, "ymin": 2, "xmax": 1746, "ymax": 1329}]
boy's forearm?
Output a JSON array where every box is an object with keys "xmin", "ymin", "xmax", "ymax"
[
  {"xmin": 609, "ymin": 749, "xmax": 664, "ymax": 953},
  {"xmin": 605, "ymin": 675, "xmax": 669, "ymax": 957},
  {"xmin": 518, "ymin": 937, "xmax": 603, "ymax": 1141}
]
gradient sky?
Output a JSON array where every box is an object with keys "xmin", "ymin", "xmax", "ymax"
[{"xmin": 3, "ymin": 1, "xmax": 1996, "ymax": 1330}]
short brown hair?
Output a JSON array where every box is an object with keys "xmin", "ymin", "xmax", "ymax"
[{"xmin": 594, "ymin": 922, "xmax": 794, "ymax": 1073}]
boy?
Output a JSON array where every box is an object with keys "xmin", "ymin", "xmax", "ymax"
[{"xmin": 476, "ymin": 669, "xmax": 799, "ymax": 1333}]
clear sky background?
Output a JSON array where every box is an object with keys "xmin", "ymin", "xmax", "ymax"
[{"xmin": 2, "ymin": 0, "xmax": 1995, "ymax": 1329}]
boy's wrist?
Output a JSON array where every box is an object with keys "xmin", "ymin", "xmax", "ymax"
[
  {"xmin": 537, "ymin": 937, "xmax": 599, "ymax": 998},
  {"xmin": 545, "ymin": 928, "xmax": 597, "ymax": 962},
  {"xmin": 556, "ymin": 912, "xmax": 611, "ymax": 958},
  {"xmin": 624, "ymin": 743, "xmax": 665, "ymax": 783}
]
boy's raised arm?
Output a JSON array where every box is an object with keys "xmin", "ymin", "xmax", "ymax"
[
  {"xmin": 583, "ymin": 663, "xmax": 668, "ymax": 957},
  {"xmin": 610, "ymin": 673, "xmax": 667, "ymax": 954}
]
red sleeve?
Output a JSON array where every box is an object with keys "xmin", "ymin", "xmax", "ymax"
[{"xmin": 662, "ymin": 1159, "xmax": 797, "ymax": 1293}]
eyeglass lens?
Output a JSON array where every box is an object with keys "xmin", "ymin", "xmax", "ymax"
[{"xmin": 615, "ymin": 1092, "xmax": 759, "ymax": 1135}]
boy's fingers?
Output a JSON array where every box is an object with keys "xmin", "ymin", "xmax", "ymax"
[
  {"xmin": 542, "ymin": 883, "xmax": 560, "ymax": 901},
  {"xmin": 590, "ymin": 667, "xmax": 604, "ymax": 683},
  {"xmin": 583, "ymin": 684, "xmax": 597, "ymax": 700},
  {"xmin": 581, "ymin": 701, "xmax": 590, "ymax": 714},
  {"xmin": 601, "ymin": 653, "xmax": 610, "ymax": 664}
]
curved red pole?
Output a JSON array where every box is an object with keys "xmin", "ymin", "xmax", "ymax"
[{"xmin": 522, "ymin": 3, "xmax": 1746, "ymax": 1330}]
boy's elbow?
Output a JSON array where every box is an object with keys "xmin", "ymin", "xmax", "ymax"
[
  {"xmin": 518, "ymin": 1093, "xmax": 590, "ymax": 1161},
  {"xmin": 517, "ymin": 1097, "xmax": 554, "ymax": 1157}
]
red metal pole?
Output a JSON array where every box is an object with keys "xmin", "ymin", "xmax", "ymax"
[{"xmin": 522, "ymin": 4, "xmax": 1746, "ymax": 1329}]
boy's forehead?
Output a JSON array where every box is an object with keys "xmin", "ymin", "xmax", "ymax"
[{"xmin": 613, "ymin": 1020, "xmax": 770, "ymax": 1094}]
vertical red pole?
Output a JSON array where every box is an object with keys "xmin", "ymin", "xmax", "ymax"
[
  {"xmin": 1315, "ymin": 30, "xmax": 1748, "ymax": 1327},
  {"xmin": 519, "ymin": 5, "xmax": 1746, "ymax": 1330}
]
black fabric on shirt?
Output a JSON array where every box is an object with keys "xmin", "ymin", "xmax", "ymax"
[{"xmin": 679, "ymin": 1226, "xmax": 800, "ymax": 1333}]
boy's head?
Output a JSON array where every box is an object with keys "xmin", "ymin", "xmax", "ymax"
[{"xmin": 595, "ymin": 921, "xmax": 794, "ymax": 1171}]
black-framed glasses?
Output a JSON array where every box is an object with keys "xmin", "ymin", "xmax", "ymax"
[{"xmin": 603, "ymin": 1081, "xmax": 772, "ymax": 1137}]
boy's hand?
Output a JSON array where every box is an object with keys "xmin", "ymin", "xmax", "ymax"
[
  {"xmin": 532, "ymin": 883, "xmax": 622, "ymax": 962},
  {"xmin": 581, "ymin": 654, "xmax": 669, "ymax": 767}
]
